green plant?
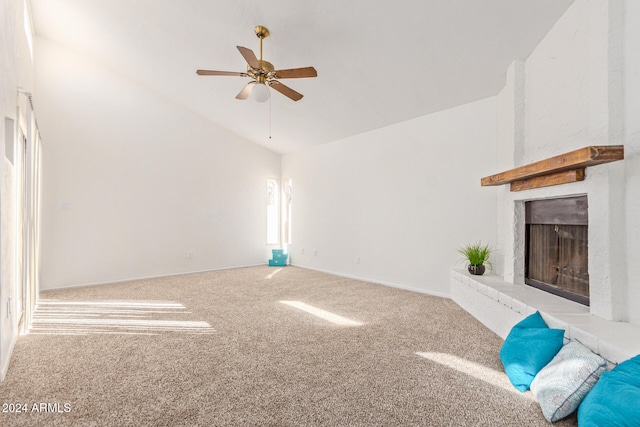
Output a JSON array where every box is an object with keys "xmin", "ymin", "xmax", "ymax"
[{"xmin": 458, "ymin": 241, "xmax": 492, "ymax": 268}]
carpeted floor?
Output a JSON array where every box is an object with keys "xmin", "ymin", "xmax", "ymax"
[{"xmin": 0, "ymin": 266, "xmax": 577, "ymax": 426}]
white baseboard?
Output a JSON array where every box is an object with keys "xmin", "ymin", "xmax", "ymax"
[
  {"xmin": 291, "ymin": 264, "xmax": 451, "ymax": 299},
  {"xmin": 40, "ymin": 264, "xmax": 265, "ymax": 293},
  {"xmin": 0, "ymin": 332, "xmax": 17, "ymax": 382}
]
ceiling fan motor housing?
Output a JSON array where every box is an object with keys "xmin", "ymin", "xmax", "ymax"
[{"xmin": 247, "ymin": 60, "xmax": 275, "ymax": 83}]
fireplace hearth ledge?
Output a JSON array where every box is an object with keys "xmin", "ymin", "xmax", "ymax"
[{"xmin": 450, "ymin": 268, "xmax": 640, "ymax": 365}]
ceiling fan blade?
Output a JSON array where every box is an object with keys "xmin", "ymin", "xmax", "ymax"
[
  {"xmin": 275, "ymin": 67, "xmax": 318, "ymax": 79},
  {"xmin": 236, "ymin": 46, "xmax": 260, "ymax": 69},
  {"xmin": 269, "ymin": 81, "xmax": 303, "ymax": 101},
  {"xmin": 235, "ymin": 82, "xmax": 256, "ymax": 100},
  {"xmin": 196, "ymin": 70, "xmax": 247, "ymax": 77}
]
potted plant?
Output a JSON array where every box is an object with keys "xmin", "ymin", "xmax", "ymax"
[{"xmin": 458, "ymin": 241, "xmax": 492, "ymax": 275}]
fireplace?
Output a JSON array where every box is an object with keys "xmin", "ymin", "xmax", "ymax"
[{"xmin": 524, "ymin": 196, "xmax": 589, "ymax": 306}]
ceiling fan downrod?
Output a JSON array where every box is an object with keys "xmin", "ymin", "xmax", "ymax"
[{"xmin": 254, "ymin": 25, "xmax": 269, "ymax": 61}]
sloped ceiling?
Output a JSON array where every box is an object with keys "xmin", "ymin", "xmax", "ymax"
[{"xmin": 29, "ymin": 0, "xmax": 574, "ymax": 154}]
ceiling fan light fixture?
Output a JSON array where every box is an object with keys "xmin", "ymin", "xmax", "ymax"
[{"xmin": 252, "ymin": 82, "xmax": 270, "ymax": 103}]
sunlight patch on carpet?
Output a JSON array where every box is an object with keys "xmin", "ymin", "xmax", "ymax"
[
  {"xmin": 265, "ymin": 268, "xmax": 282, "ymax": 279},
  {"xmin": 416, "ymin": 352, "xmax": 535, "ymax": 400},
  {"xmin": 36, "ymin": 300, "xmax": 185, "ymax": 309},
  {"xmin": 279, "ymin": 301, "xmax": 363, "ymax": 326},
  {"xmin": 265, "ymin": 268, "xmax": 283, "ymax": 279},
  {"xmin": 31, "ymin": 299, "xmax": 215, "ymax": 335}
]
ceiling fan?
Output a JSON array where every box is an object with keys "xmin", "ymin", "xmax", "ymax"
[{"xmin": 196, "ymin": 25, "xmax": 317, "ymax": 102}]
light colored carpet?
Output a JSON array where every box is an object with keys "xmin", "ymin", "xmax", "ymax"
[{"xmin": 0, "ymin": 266, "xmax": 577, "ymax": 426}]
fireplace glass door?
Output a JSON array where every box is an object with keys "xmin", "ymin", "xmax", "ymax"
[{"xmin": 525, "ymin": 196, "xmax": 589, "ymax": 306}]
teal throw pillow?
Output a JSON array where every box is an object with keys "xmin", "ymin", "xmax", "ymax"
[
  {"xmin": 515, "ymin": 310, "xmax": 549, "ymax": 329},
  {"xmin": 500, "ymin": 311, "xmax": 565, "ymax": 392},
  {"xmin": 578, "ymin": 354, "xmax": 640, "ymax": 427}
]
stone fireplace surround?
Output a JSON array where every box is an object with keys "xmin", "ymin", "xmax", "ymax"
[{"xmin": 451, "ymin": 160, "xmax": 640, "ymax": 365}]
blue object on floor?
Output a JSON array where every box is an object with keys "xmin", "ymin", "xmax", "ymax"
[
  {"xmin": 500, "ymin": 311, "xmax": 565, "ymax": 392},
  {"xmin": 269, "ymin": 249, "xmax": 288, "ymax": 266}
]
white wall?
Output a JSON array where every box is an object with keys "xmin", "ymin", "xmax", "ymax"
[
  {"xmin": 0, "ymin": 0, "xmax": 33, "ymax": 380},
  {"xmin": 35, "ymin": 38, "xmax": 281, "ymax": 289},
  {"xmin": 282, "ymin": 97, "xmax": 498, "ymax": 297},
  {"xmin": 496, "ymin": 0, "xmax": 640, "ymax": 324},
  {"xmin": 523, "ymin": 0, "xmax": 619, "ymax": 160},
  {"xmin": 623, "ymin": 0, "xmax": 640, "ymax": 325}
]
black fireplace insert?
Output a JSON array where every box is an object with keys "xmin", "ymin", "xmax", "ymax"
[{"xmin": 525, "ymin": 196, "xmax": 589, "ymax": 306}]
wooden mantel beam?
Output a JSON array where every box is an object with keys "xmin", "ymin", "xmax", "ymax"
[{"xmin": 481, "ymin": 145, "xmax": 624, "ymax": 191}]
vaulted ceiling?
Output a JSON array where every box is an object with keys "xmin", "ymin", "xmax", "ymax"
[{"xmin": 29, "ymin": 0, "xmax": 574, "ymax": 154}]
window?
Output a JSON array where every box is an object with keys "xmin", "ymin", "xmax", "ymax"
[
  {"xmin": 266, "ymin": 179, "xmax": 279, "ymax": 244},
  {"xmin": 23, "ymin": 0, "xmax": 34, "ymax": 61},
  {"xmin": 282, "ymin": 178, "xmax": 292, "ymax": 245}
]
